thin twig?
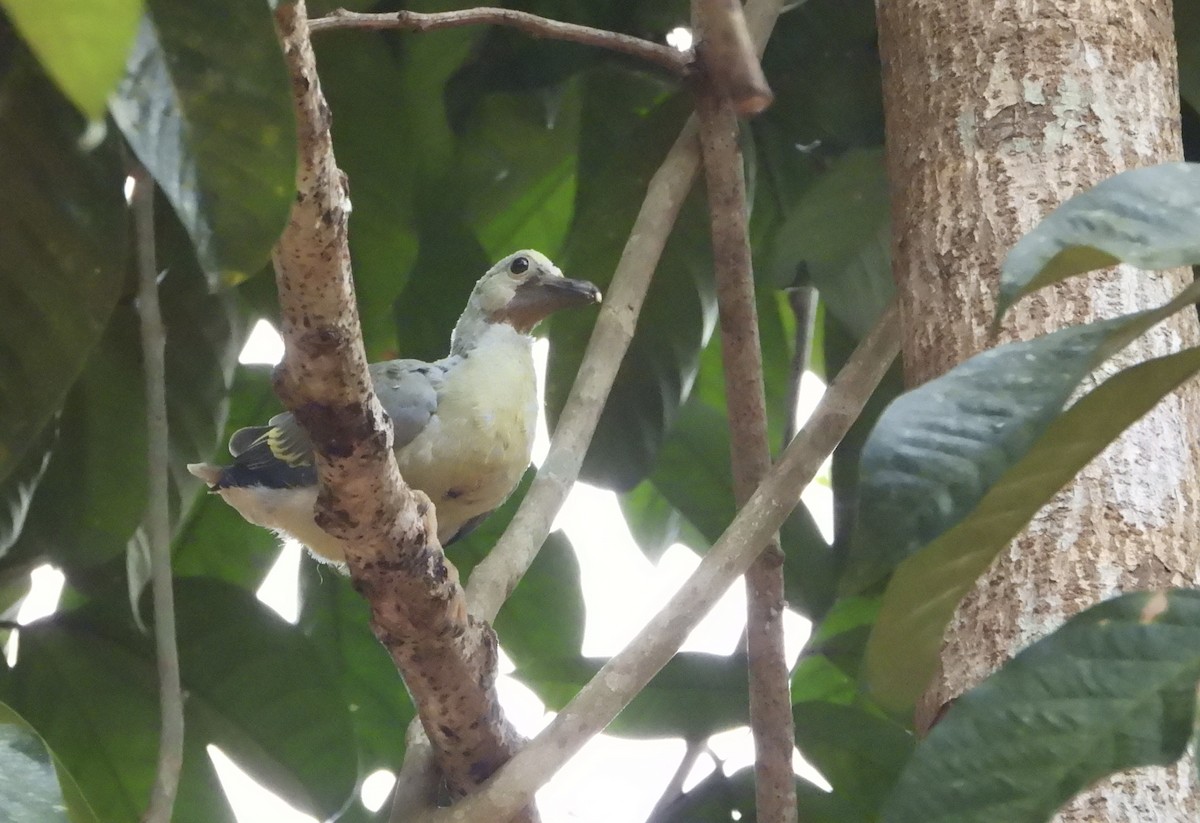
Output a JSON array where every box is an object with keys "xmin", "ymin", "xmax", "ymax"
[
  {"xmin": 423, "ymin": 301, "xmax": 901, "ymax": 823},
  {"xmin": 133, "ymin": 166, "xmax": 185, "ymax": 823},
  {"xmin": 693, "ymin": 71, "xmax": 795, "ymax": 823},
  {"xmin": 310, "ymin": 7, "xmax": 691, "ymax": 77},
  {"xmin": 271, "ymin": 4, "xmax": 532, "ymax": 815},
  {"xmin": 783, "ymin": 286, "xmax": 817, "ymax": 446},
  {"xmin": 646, "ymin": 740, "xmax": 707, "ymax": 822},
  {"xmin": 693, "ymin": 0, "xmax": 773, "ymax": 114}
]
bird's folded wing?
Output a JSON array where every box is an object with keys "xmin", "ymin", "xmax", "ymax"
[{"xmin": 219, "ymin": 359, "xmax": 447, "ymax": 488}]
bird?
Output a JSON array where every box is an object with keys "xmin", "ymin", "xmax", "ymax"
[{"xmin": 188, "ymin": 250, "xmax": 601, "ymax": 564}]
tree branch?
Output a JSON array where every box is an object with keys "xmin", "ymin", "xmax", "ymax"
[
  {"xmin": 693, "ymin": 0, "xmax": 773, "ymax": 114},
  {"xmin": 310, "ymin": 7, "xmax": 691, "ymax": 77},
  {"xmin": 132, "ymin": 165, "xmax": 185, "ymax": 823},
  {"xmin": 692, "ymin": 42, "xmax": 795, "ymax": 823},
  {"xmin": 465, "ymin": 0, "xmax": 786, "ymax": 624},
  {"xmin": 425, "ymin": 300, "xmax": 901, "ymax": 823},
  {"xmin": 271, "ymin": 3, "xmax": 531, "ymax": 814}
]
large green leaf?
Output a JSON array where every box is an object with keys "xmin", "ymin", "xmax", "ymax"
[
  {"xmin": 0, "ymin": 701, "xmax": 99, "ymax": 823},
  {"xmin": 764, "ymin": 149, "xmax": 892, "ymax": 339},
  {"xmin": 793, "ymin": 701, "xmax": 914, "ymax": 817},
  {"xmin": 845, "ymin": 283, "xmax": 1200, "ymax": 710},
  {"xmin": 109, "ymin": 0, "xmax": 295, "ymax": 284},
  {"xmin": 0, "ymin": 578, "xmax": 358, "ymax": 823},
  {"xmin": 4, "ymin": 208, "xmax": 241, "ymax": 579},
  {"xmin": 0, "ymin": 36, "xmax": 128, "ymax": 488},
  {"xmin": 650, "ymin": 401, "xmax": 835, "ymax": 618},
  {"xmin": 546, "ymin": 69, "xmax": 715, "ymax": 491},
  {"xmin": 0, "ymin": 0, "xmax": 142, "ymax": 121},
  {"xmin": 298, "ymin": 561, "xmax": 415, "ymax": 774},
  {"xmin": 882, "ymin": 590, "xmax": 1200, "ymax": 823},
  {"xmin": 454, "ymin": 83, "xmax": 581, "ymax": 261},
  {"xmin": 1000, "ymin": 163, "xmax": 1200, "ymax": 315},
  {"xmin": 2, "ymin": 309, "xmax": 148, "ymax": 573}
]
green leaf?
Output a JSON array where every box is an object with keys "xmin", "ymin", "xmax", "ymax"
[
  {"xmin": 794, "ymin": 701, "xmax": 914, "ymax": 817},
  {"xmin": 0, "ymin": 0, "xmax": 143, "ymax": 121},
  {"xmin": 2, "ymin": 309, "xmax": 148, "ymax": 572},
  {"xmin": 4, "ymin": 211, "xmax": 242, "ymax": 578},
  {"xmin": 0, "ymin": 578, "xmax": 358, "ymax": 823},
  {"xmin": 0, "ymin": 37, "xmax": 128, "ymax": 488},
  {"xmin": 497, "ymin": 536, "xmax": 747, "ymax": 739},
  {"xmin": 1000, "ymin": 162, "xmax": 1200, "ymax": 315},
  {"xmin": 298, "ymin": 561, "xmax": 416, "ymax": 773},
  {"xmin": 546, "ymin": 69, "xmax": 715, "ymax": 491},
  {"xmin": 882, "ymin": 590, "xmax": 1200, "ymax": 823},
  {"xmin": 650, "ymin": 401, "xmax": 835, "ymax": 618},
  {"xmin": 455, "ymin": 83, "xmax": 581, "ymax": 261},
  {"xmin": 845, "ymin": 282, "xmax": 1200, "ymax": 710},
  {"xmin": 0, "ymin": 424, "xmax": 54, "ymax": 556},
  {"xmin": 765, "ymin": 148, "xmax": 893, "ymax": 338},
  {"xmin": 494, "ymin": 532, "xmax": 584, "ymax": 663},
  {"xmin": 109, "ymin": 0, "xmax": 295, "ymax": 284},
  {"xmin": 0, "ymin": 700, "xmax": 100, "ymax": 823}
]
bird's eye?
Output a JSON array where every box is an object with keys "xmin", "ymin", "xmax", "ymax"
[{"xmin": 509, "ymin": 256, "xmax": 530, "ymax": 275}]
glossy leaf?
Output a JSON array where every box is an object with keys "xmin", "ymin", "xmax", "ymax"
[
  {"xmin": 4, "ymin": 215, "xmax": 241, "ymax": 579},
  {"xmin": 0, "ymin": 0, "xmax": 142, "ymax": 120},
  {"xmin": 1000, "ymin": 162, "xmax": 1200, "ymax": 316},
  {"xmin": 0, "ymin": 700, "xmax": 99, "ymax": 823},
  {"xmin": 109, "ymin": 0, "xmax": 295, "ymax": 284},
  {"xmin": 846, "ymin": 283, "xmax": 1200, "ymax": 709},
  {"xmin": 0, "ymin": 39, "xmax": 127, "ymax": 487},
  {"xmin": 883, "ymin": 590, "xmax": 1200, "ymax": 823},
  {"xmin": 0, "ymin": 578, "xmax": 358, "ymax": 823}
]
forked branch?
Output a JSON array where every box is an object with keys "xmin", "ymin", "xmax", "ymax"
[{"xmin": 423, "ymin": 302, "xmax": 901, "ymax": 823}]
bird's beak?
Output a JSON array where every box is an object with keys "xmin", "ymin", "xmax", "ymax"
[{"xmin": 501, "ymin": 273, "xmax": 602, "ymax": 331}]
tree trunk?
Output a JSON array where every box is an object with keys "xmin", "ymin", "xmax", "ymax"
[{"xmin": 878, "ymin": 0, "xmax": 1200, "ymax": 819}]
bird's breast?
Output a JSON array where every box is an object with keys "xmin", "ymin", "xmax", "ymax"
[{"xmin": 394, "ymin": 331, "xmax": 538, "ymax": 540}]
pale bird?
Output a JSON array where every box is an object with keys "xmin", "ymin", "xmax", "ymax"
[{"xmin": 188, "ymin": 250, "xmax": 600, "ymax": 563}]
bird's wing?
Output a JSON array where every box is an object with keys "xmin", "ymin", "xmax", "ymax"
[
  {"xmin": 369, "ymin": 358, "xmax": 448, "ymax": 449},
  {"xmin": 216, "ymin": 359, "xmax": 449, "ymax": 489}
]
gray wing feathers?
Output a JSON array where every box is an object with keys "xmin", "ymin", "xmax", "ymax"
[{"xmin": 369, "ymin": 359, "xmax": 445, "ymax": 450}]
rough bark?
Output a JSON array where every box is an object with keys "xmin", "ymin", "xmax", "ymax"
[
  {"xmin": 878, "ymin": 0, "xmax": 1200, "ymax": 818},
  {"xmin": 271, "ymin": 3, "xmax": 529, "ymax": 812}
]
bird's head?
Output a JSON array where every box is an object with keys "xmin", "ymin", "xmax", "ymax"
[{"xmin": 455, "ymin": 250, "xmax": 601, "ymax": 349}]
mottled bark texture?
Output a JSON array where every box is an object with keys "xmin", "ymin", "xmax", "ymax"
[
  {"xmin": 878, "ymin": 0, "xmax": 1200, "ymax": 818},
  {"xmin": 272, "ymin": 3, "xmax": 528, "ymax": 812}
]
